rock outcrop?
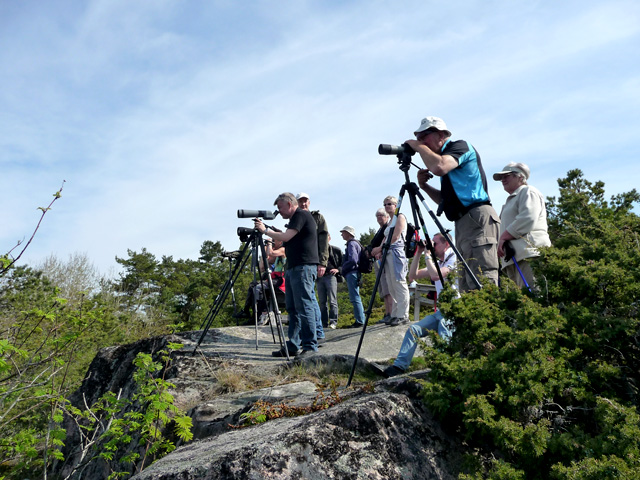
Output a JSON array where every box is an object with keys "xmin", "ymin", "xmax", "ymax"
[
  {"xmin": 53, "ymin": 325, "xmax": 463, "ymax": 480},
  {"xmin": 134, "ymin": 388, "xmax": 460, "ymax": 480}
]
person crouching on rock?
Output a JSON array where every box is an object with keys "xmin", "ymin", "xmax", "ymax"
[{"xmin": 382, "ymin": 233, "xmax": 458, "ymax": 377}]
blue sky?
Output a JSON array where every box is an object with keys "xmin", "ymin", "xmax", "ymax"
[{"xmin": 2, "ymin": 0, "xmax": 639, "ymax": 276}]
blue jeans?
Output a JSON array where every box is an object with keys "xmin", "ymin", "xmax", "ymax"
[
  {"xmin": 314, "ymin": 287, "xmax": 325, "ymax": 339},
  {"xmin": 393, "ymin": 310, "xmax": 453, "ymax": 370},
  {"xmin": 285, "ymin": 265, "xmax": 318, "ymax": 352},
  {"xmin": 317, "ymin": 275, "xmax": 338, "ymax": 326},
  {"xmin": 345, "ymin": 272, "xmax": 365, "ymax": 325}
]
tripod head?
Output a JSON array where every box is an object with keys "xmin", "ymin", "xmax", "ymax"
[
  {"xmin": 379, "ymin": 143, "xmax": 415, "ymax": 171},
  {"xmin": 237, "ymin": 224, "xmax": 281, "ymax": 243},
  {"xmin": 378, "ymin": 143, "xmax": 432, "ymax": 175},
  {"xmin": 236, "ymin": 227, "xmax": 258, "ymax": 243}
]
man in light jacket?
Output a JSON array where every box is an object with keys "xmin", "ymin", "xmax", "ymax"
[{"xmin": 493, "ymin": 162, "xmax": 551, "ymax": 289}]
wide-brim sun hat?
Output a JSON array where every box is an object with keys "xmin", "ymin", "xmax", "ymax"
[
  {"xmin": 340, "ymin": 226, "xmax": 356, "ymax": 237},
  {"xmin": 414, "ymin": 116, "xmax": 451, "ymax": 137}
]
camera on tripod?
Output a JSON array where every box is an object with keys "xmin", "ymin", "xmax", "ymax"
[
  {"xmin": 236, "ymin": 227, "xmax": 254, "ymax": 242},
  {"xmin": 237, "ymin": 209, "xmax": 278, "ymax": 220},
  {"xmin": 378, "ymin": 143, "xmax": 415, "ymax": 156},
  {"xmin": 236, "ymin": 209, "xmax": 282, "ymax": 242}
]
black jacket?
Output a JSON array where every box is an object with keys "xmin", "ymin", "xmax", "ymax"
[{"xmin": 327, "ymin": 244, "xmax": 344, "ymax": 282}]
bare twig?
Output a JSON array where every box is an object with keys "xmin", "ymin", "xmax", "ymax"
[{"xmin": 1, "ymin": 180, "xmax": 65, "ymax": 275}]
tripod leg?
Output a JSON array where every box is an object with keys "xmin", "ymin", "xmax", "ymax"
[
  {"xmin": 347, "ymin": 183, "xmax": 409, "ymax": 387},
  {"xmin": 193, "ymin": 241, "xmax": 252, "ymax": 354},
  {"xmin": 411, "ymin": 184, "xmax": 482, "ymax": 290},
  {"xmin": 228, "ymin": 258, "xmax": 238, "ymax": 319},
  {"xmin": 405, "ymin": 181, "xmax": 445, "ymax": 285},
  {"xmin": 257, "ymin": 235, "xmax": 289, "ymax": 360}
]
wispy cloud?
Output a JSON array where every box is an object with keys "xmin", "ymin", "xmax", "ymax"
[{"xmin": 2, "ymin": 0, "xmax": 639, "ymax": 273}]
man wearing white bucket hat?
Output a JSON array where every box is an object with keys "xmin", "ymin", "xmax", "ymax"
[{"xmin": 405, "ymin": 116, "xmax": 500, "ymax": 292}]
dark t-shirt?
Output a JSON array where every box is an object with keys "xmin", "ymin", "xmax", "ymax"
[
  {"xmin": 370, "ymin": 222, "xmax": 389, "ymax": 249},
  {"xmin": 284, "ymin": 208, "xmax": 319, "ymax": 268}
]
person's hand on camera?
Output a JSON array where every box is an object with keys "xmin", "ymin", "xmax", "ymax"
[
  {"xmin": 417, "ymin": 169, "xmax": 433, "ymax": 190},
  {"xmin": 254, "ymin": 218, "xmax": 266, "ymax": 233},
  {"xmin": 417, "ymin": 168, "xmax": 432, "ymax": 184}
]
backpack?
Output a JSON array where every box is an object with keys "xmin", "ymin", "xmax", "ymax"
[
  {"xmin": 355, "ymin": 241, "xmax": 373, "ymax": 274},
  {"xmin": 404, "ymin": 223, "xmax": 420, "ymax": 258}
]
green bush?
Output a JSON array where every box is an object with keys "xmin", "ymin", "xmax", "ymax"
[{"xmin": 418, "ymin": 170, "xmax": 640, "ymax": 479}]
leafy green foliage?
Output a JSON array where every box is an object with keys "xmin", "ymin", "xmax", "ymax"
[
  {"xmin": 4, "ymin": 169, "xmax": 636, "ymax": 479},
  {"xmin": 61, "ymin": 344, "xmax": 193, "ymax": 479},
  {"xmin": 418, "ymin": 170, "xmax": 640, "ymax": 479}
]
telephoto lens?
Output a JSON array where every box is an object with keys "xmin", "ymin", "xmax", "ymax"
[
  {"xmin": 237, "ymin": 227, "xmax": 254, "ymax": 240},
  {"xmin": 378, "ymin": 143, "xmax": 415, "ymax": 156},
  {"xmin": 237, "ymin": 209, "xmax": 277, "ymax": 220}
]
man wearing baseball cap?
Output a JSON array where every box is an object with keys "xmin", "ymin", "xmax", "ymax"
[
  {"xmin": 404, "ymin": 117, "xmax": 500, "ymax": 291},
  {"xmin": 493, "ymin": 162, "xmax": 551, "ymax": 289},
  {"xmin": 296, "ymin": 192, "xmax": 329, "ymax": 341}
]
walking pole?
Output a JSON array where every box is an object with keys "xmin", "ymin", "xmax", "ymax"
[{"xmin": 504, "ymin": 241, "xmax": 532, "ymax": 292}]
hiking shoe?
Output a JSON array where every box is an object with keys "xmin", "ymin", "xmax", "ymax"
[
  {"xmin": 347, "ymin": 322, "xmax": 364, "ymax": 328},
  {"xmin": 378, "ymin": 314, "xmax": 392, "ymax": 325},
  {"xmin": 388, "ymin": 317, "xmax": 409, "ymax": 327},
  {"xmin": 271, "ymin": 347, "xmax": 301, "ymax": 358},
  {"xmin": 383, "ymin": 365, "xmax": 406, "ymax": 378},
  {"xmin": 369, "ymin": 362, "xmax": 388, "ymax": 377}
]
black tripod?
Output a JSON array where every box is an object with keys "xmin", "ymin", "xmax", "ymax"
[
  {"xmin": 346, "ymin": 145, "xmax": 481, "ymax": 386},
  {"xmin": 193, "ymin": 228, "xmax": 290, "ymax": 360},
  {"xmin": 221, "ymin": 251, "xmax": 240, "ymax": 322}
]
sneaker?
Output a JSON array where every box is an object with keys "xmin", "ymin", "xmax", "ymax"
[
  {"xmin": 258, "ymin": 312, "xmax": 270, "ymax": 325},
  {"xmin": 329, "ymin": 322, "xmax": 337, "ymax": 329},
  {"xmin": 388, "ymin": 317, "xmax": 409, "ymax": 327},
  {"xmin": 271, "ymin": 347, "xmax": 301, "ymax": 358},
  {"xmin": 383, "ymin": 365, "xmax": 406, "ymax": 378}
]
